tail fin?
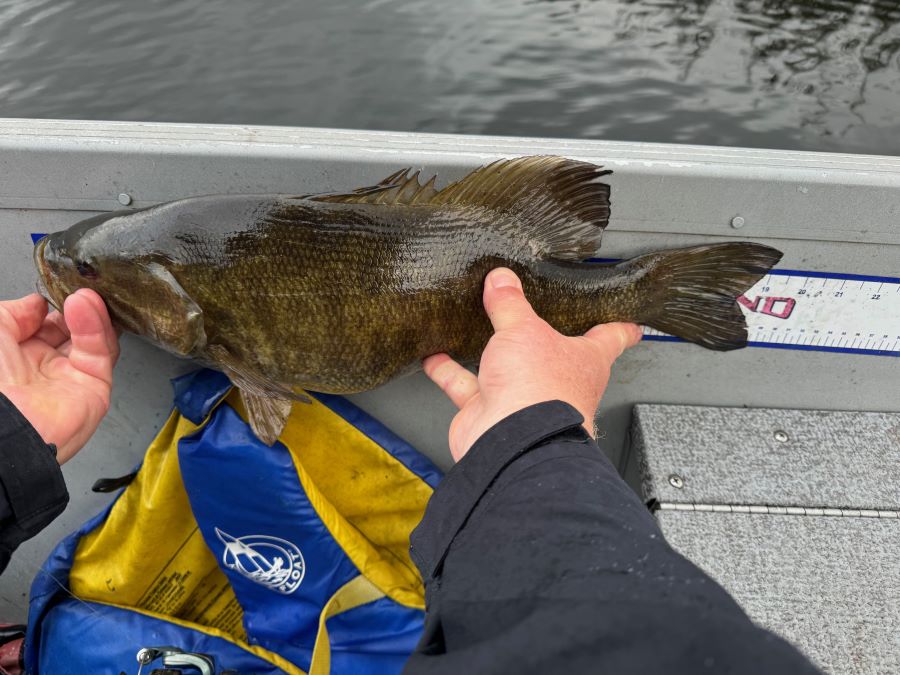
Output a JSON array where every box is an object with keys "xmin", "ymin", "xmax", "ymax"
[{"xmin": 630, "ymin": 242, "xmax": 783, "ymax": 350}]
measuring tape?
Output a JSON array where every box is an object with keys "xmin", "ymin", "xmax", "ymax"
[{"xmin": 643, "ymin": 269, "xmax": 900, "ymax": 357}]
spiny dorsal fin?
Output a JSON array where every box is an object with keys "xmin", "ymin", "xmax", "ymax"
[
  {"xmin": 310, "ymin": 156, "xmax": 612, "ymax": 260},
  {"xmin": 312, "ymin": 167, "xmax": 440, "ymax": 206}
]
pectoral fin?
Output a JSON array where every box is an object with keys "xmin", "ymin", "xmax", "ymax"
[{"xmin": 239, "ymin": 389, "xmax": 294, "ymax": 446}]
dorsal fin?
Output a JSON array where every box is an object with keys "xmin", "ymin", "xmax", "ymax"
[
  {"xmin": 309, "ymin": 156, "xmax": 612, "ymax": 260},
  {"xmin": 312, "ymin": 167, "xmax": 440, "ymax": 206}
]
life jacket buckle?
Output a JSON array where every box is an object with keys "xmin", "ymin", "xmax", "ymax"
[{"xmin": 134, "ymin": 645, "xmax": 236, "ymax": 675}]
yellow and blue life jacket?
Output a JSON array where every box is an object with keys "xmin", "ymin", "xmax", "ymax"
[{"xmin": 25, "ymin": 368, "xmax": 441, "ymax": 674}]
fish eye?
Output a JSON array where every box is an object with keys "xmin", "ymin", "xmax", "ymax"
[{"xmin": 76, "ymin": 260, "xmax": 98, "ymax": 279}]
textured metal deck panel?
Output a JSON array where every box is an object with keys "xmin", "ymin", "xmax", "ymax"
[
  {"xmin": 633, "ymin": 405, "xmax": 900, "ymax": 510},
  {"xmin": 657, "ymin": 511, "xmax": 900, "ymax": 675},
  {"xmin": 634, "ymin": 404, "xmax": 900, "ymax": 674}
]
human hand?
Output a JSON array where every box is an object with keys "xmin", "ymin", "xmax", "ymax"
[
  {"xmin": 424, "ymin": 268, "xmax": 642, "ymax": 462},
  {"xmin": 0, "ymin": 290, "xmax": 119, "ymax": 463}
]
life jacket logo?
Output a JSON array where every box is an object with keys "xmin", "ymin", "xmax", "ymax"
[{"xmin": 214, "ymin": 527, "xmax": 305, "ymax": 595}]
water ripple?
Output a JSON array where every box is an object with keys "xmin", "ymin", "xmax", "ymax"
[{"xmin": 0, "ymin": 0, "xmax": 898, "ymax": 154}]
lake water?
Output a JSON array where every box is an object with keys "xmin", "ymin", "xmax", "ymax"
[{"xmin": 1, "ymin": 0, "xmax": 900, "ymax": 154}]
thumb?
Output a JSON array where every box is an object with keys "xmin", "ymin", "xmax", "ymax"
[
  {"xmin": 582, "ymin": 322, "xmax": 643, "ymax": 360},
  {"xmin": 483, "ymin": 268, "xmax": 538, "ymax": 332},
  {"xmin": 64, "ymin": 290, "xmax": 117, "ymax": 386}
]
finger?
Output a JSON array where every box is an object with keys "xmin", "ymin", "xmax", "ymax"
[
  {"xmin": 74, "ymin": 289, "xmax": 119, "ymax": 361},
  {"xmin": 582, "ymin": 322, "xmax": 643, "ymax": 360},
  {"xmin": 63, "ymin": 291, "xmax": 117, "ymax": 385},
  {"xmin": 0, "ymin": 294, "xmax": 49, "ymax": 342},
  {"xmin": 56, "ymin": 340, "xmax": 72, "ymax": 357},
  {"xmin": 482, "ymin": 268, "xmax": 538, "ymax": 333},
  {"xmin": 32, "ymin": 310, "xmax": 71, "ymax": 348},
  {"xmin": 423, "ymin": 353, "xmax": 479, "ymax": 409}
]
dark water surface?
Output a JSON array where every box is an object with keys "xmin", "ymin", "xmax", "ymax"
[{"xmin": 2, "ymin": 0, "xmax": 900, "ymax": 154}]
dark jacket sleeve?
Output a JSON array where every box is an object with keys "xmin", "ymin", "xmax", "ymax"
[
  {"xmin": 406, "ymin": 401, "xmax": 820, "ymax": 675},
  {"xmin": 0, "ymin": 394, "xmax": 68, "ymax": 573}
]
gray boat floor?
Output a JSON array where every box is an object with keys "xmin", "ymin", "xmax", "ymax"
[{"xmin": 634, "ymin": 404, "xmax": 900, "ymax": 674}]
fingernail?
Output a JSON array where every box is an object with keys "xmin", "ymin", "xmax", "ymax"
[
  {"xmin": 489, "ymin": 269, "xmax": 521, "ymax": 290},
  {"xmin": 633, "ymin": 324, "xmax": 644, "ymax": 342}
]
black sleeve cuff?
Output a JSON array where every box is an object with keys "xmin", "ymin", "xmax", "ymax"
[
  {"xmin": 0, "ymin": 393, "xmax": 68, "ymax": 557},
  {"xmin": 410, "ymin": 400, "xmax": 586, "ymax": 580}
]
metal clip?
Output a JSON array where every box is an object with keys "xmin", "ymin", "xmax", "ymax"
[{"xmin": 135, "ymin": 646, "xmax": 217, "ymax": 675}]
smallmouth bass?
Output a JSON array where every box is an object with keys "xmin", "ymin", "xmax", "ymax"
[{"xmin": 35, "ymin": 156, "xmax": 781, "ymax": 443}]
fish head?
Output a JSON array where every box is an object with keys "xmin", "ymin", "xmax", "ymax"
[
  {"xmin": 34, "ymin": 212, "xmax": 133, "ymax": 309},
  {"xmin": 34, "ymin": 209, "xmax": 206, "ymax": 356}
]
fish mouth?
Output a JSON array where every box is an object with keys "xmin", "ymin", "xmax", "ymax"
[{"xmin": 33, "ymin": 235, "xmax": 67, "ymax": 311}]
